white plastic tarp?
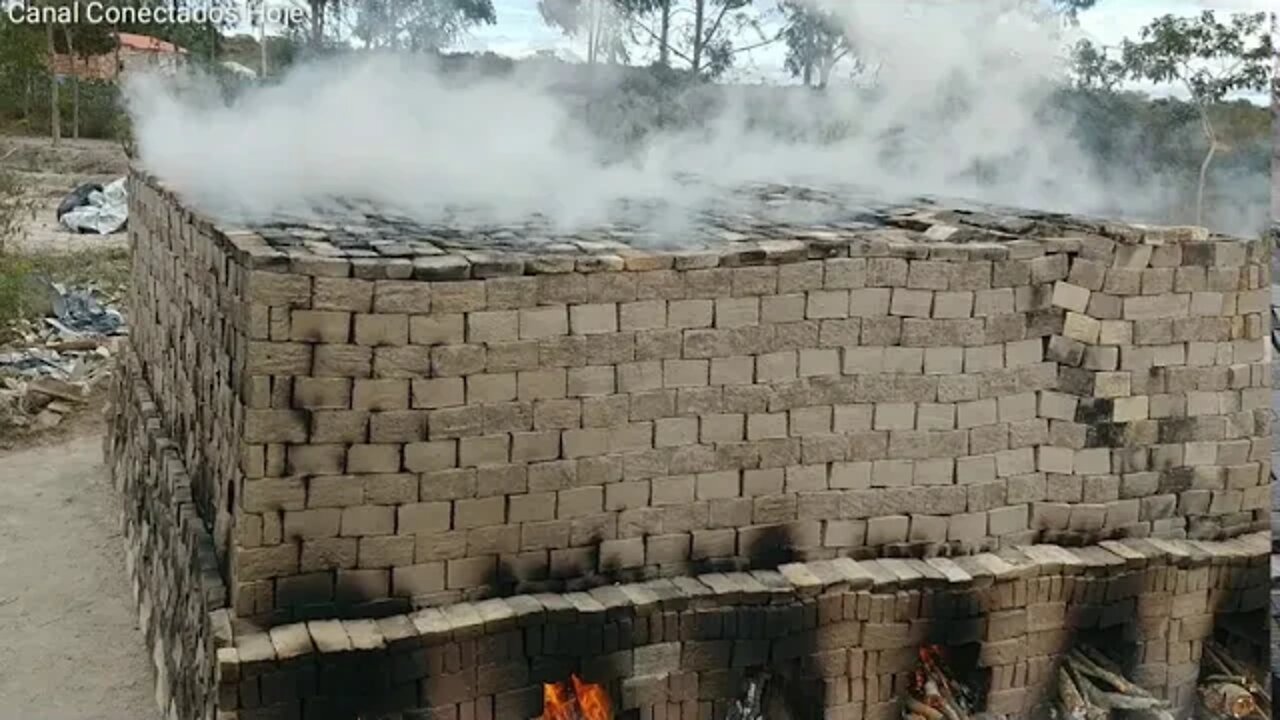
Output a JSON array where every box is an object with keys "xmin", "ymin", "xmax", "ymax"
[{"xmin": 59, "ymin": 177, "xmax": 128, "ymax": 234}]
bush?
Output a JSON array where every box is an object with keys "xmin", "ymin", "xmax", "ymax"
[
  {"xmin": 0, "ymin": 255, "xmax": 33, "ymax": 333},
  {"xmin": 0, "ymin": 166, "xmax": 37, "ymax": 335}
]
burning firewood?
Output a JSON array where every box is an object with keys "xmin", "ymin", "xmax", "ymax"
[
  {"xmin": 1196, "ymin": 641, "xmax": 1269, "ymax": 719},
  {"xmin": 1047, "ymin": 645, "xmax": 1173, "ymax": 720},
  {"xmin": 901, "ymin": 646, "xmax": 976, "ymax": 720},
  {"xmin": 542, "ymin": 675, "xmax": 611, "ymax": 720}
]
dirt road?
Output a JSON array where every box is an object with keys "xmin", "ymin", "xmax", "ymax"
[{"xmin": 0, "ymin": 433, "xmax": 157, "ymax": 719}]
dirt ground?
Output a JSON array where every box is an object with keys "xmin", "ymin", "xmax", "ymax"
[
  {"xmin": 0, "ymin": 136, "xmax": 157, "ymax": 717},
  {"xmin": 2, "ymin": 135, "xmax": 130, "ymax": 253},
  {"xmin": 0, "ymin": 431, "xmax": 158, "ymax": 719}
]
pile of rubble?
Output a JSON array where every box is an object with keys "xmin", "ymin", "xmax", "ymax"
[{"xmin": 0, "ymin": 282, "xmax": 125, "ymax": 431}]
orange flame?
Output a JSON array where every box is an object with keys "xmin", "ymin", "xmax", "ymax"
[
  {"xmin": 912, "ymin": 645, "xmax": 951, "ymax": 709},
  {"xmin": 542, "ymin": 674, "xmax": 612, "ymax": 720}
]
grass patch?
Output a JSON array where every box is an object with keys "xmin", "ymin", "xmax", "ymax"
[{"xmin": 19, "ymin": 246, "xmax": 130, "ymax": 292}]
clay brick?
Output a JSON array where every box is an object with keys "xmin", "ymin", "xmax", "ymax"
[
  {"xmin": 288, "ymin": 445, "xmax": 347, "ymax": 475},
  {"xmin": 245, "ymin": 410, "xmax": 309, "ymax": 443},
  {"xmin": 347, "ymin": 444, "xmax": 401, "ymax": 473},
  {"xmin": 314, "ymin": 344, "xmax": 372, "ymax": 377},
  {"xmin": 569, "ymin": 304, "xmax": 618, "ymax": 335},
  {"xmin": 340, "ymin": 506, "xmax": 395, "ymax": 536},
  {"xmin": 391, "ymin": 563, "xmax": 445, "ymax": 596},
  {"xmin": 247, "ymin": 341, "xmax": 312, "ymax": 375},
  {"xmin": 353, "ymin": 313, "xmax": 409, "ymax": 346},
  {"xmin": 358, "ymin": 535, "xmax": 415, "ymax": 568},
  {"xmin": 352, "ymin": 379, "xmax": 410, "ymax": 411},
  {"xmin": 455, "ymin": 497, "xmax": 506, "ymax": 529},
  {"xmin": 396, "ymin": 502, "xmax": 453, "ymax": 535},
  {"xmin": 409, "ymin": 313, "xmax": 465, "ymax": 345},
  {"xmin": 404, "ymin": 380, "xmax": 461, "ymax": 413},
  {"xmin": 291, "ymin": 310, "xmax": 351, "ymax": 343},
  {"xmin": 467, "ymin": 310, "xmax": 519, "ymax": 343},
  {"xmin": 432, "ymin": 281, "xmax": 486, "ymax": 312},
  {"xmin": 889, "ymin": 288, "xmax": 932, "ymax": 318}
]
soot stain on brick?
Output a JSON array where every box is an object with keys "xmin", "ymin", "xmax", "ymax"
[
  {"xmin": 1202, "ymin": 559, "xmax": 1269, "ymax": 675},
  {"xmin": 1057, "ymin": 368, "xmax": 1094, "ymax": 396},
  {"xmin": 1085, "ymin": 422, "xmax": 1126, "ymax": 448},
  {"xmin": 1158, "ymin": 466, "xmax": 1195, "ymax": 494},
  {"xmin": 480, "ymin": 557, "xmax": 519, "ymax": 596},
  {"xmin": 309, "ymin": 648, "xmax": 407, "ymax": 720},
  {"xmin": 1074, "ymin": 398, "xmax": 1112, "ymax": 425},
  {"xmin": 1158, "ymin": 417, "xmax": 1197, "ymax": 444},
  {"xmin": 262, "ymin": 580, "xmax": 411, "ymax": 720},
  {"xmin": 276, "ymin": 569, "xmax": 409, "ymax": 624},
  {"xmin": 743, "ymin": 524, "xmax": 798, "ymax": 570},
  {"xmin": 920, "ymin": 590, "xmax": 991, "ymax": 711},
  {"xmin": 1026, "ymin": 573, "xmax": 1142, "ymax": 716}
]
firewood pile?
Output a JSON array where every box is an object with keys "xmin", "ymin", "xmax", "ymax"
[
  {"xmin": 1196, "ymin": 641, "xmax": 1270, "ymax": 720},
  {"xmin": 901, "ymin": 646, "xmax": 980, "ymax": 720},
  {"xmin": 1051, "ymin": 647, "xmax": 1174, "ymax": 720}
]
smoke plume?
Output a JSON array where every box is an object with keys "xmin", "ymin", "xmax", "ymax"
[{"xmin": 124, "ymin": 1, "xmax": 1270, "ymax": 238}]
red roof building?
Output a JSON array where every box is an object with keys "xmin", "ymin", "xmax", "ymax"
[{"xmin": 50, "ymin": 32, "xmax": 187, "ymax": 81}]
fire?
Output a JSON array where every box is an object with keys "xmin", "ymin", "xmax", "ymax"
[
  {"xmin": 912, "ymin": 645, "xmax": 949, "ymax": 705},
  {"xmin": 542, "ymin": 674, "xmax": 611, "ymax": 720}
]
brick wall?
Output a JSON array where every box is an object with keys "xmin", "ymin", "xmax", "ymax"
[
  {"xmin": 113, "ymin": 171, "xmax": 1271, "ymax": 625},
  {"xmin": 126, "ymin": 173, "xmax": 249, "ymax": 564},
  {"xmin": 210, "ymin": 535, "xmax": 1269, "ymax": 720},
  {"xmin": 105, "ymin": 349, "xmax": 226, "ymax": 720}
]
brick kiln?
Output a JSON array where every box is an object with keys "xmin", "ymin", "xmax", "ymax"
[{"xmin": 106, "ymin": 171, "xmax": 1272, "ymax": 720}]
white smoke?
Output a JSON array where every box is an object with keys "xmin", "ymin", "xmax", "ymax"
[{"xmin": 124, "ymin": 1, "xmax": 1269, "ymax": 237}]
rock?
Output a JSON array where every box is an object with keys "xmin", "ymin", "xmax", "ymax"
[
  {"xmin": 0, "ymin": 390, "xmax": 20, "ymax": 424},
  {"xmin": 27, "ymin": 377, "xmax": 85, "ymax": 404},
  {"xmin": 22, "ymin": 388, "xmax": 53, "ymax": 413},
  {"xmin": 45, "ymin": 400, "xmax": 74, "ymax": 414},
  {"xmin": 33, "ymin": 409, "xmax": 63, "ymax": 428}
]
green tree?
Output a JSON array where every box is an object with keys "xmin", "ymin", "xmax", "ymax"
[
  {"xmin": 1069, "ymin": 38, "xmax": 1123, "ymax": 91},
  {"xmin": 1051, "ymin": 0, "xmax": 1096, "ymax": 24},
  {"xmin": 1117, "ymin": 11, "xmax": 1272, "ymax": 225},
  {"xmin": 612, "ymin": 0, "xmax": 774, "ymax": 79},
  {"xmin": 0, "ymin": 12, "xmax": 46, "ymax": 127},
  {"xmin": 538, "ymin": 0, "xmax": 632, "ymax": 65},
  {"xmin": 778, "ymin": 0, "xmax": 850, "ymax": 89},
  {"xmin": 685, "ymin": 0, "xmax": 767, "ymax": 77},
  {"xmin": 52, "ymin": 2, "xmax": 116, "ymax": 139},
  {"xmin": 352, "ymin": 0, "xmax": 495, "ymax": 51}
]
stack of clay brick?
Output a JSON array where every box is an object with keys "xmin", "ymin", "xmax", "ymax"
[
  {"xmin": 208, "ymin": 534, "xmax": 1269, "ymax": 720},
  {"xmin": 110, "ymin": 172, "xmax": 1271, "ymax": 622},
  {"xmin": 105, "ymin": 170, "xmax": 1271, "ymax": 720}
]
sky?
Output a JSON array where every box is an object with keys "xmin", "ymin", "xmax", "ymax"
[{"xmin": 448, "ymin": 0, "xmax": 1272, "ymax": 101}]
